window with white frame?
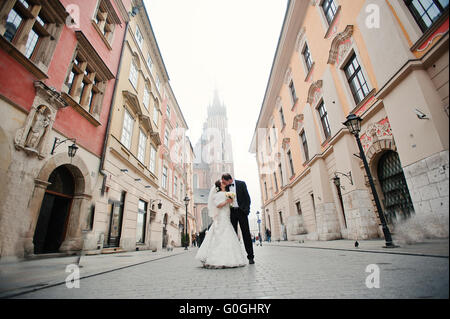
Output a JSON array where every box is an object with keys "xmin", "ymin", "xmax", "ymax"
[
  {"xmin": 164, "ymin": 129, "xmax": 169, "ymax": 147},
  {"xmin": 121, "ymin": 109, "xmax": 134, "ymax": 149},
  {"xmin": 146, "ymin": 53, "xmax": 153, "ymax": 72},
  {"xmin": 180, "ymin": 182, "xmax": 184, "ymax": 199},
  {"xmin": 344, "ymin": 53, "xmax": 370, "ymax": 105},
  {"xmin": 279, "ymin": 106, "xmax": 286, "ymax": 128},
  {"xmin": 287, "ymin": 150, "xmax": 295, "ymax": 177},
  {"xmin": 153, "ymin": 104, "xmax": 159, "ymax": 125},
  {"xmin": 322, "ymin": 0, "xmax": 338, "ymax": 25},
  {"xmin": 150, "ymin": 145, "xmax": 156, "ymax": 173},
  {"xmin": 278, "ymin": 163, "xmax": 284, "ymax": 186},
  {"xmin": 129, "ymin": 60, "xmax": 138, "ymax": 89},
  {"xmin": 300, "ymin": 130, "xmax": 310, "ymax": 162},
  {"xmin": 166, "ymin": 104, "xmax": 171, "ymax": 118},
  {"xmin": 174, "ymin": 176, "xmax": 178, "ymax": 198},
  {"xmin": 302, "ymin": 43, "xmax": 313, "ymax": 72},
  {"xmin": 143, "ymin": 84, "xmax": 150, "ymax": 110},
  {"xmin": 289, "ymin": 80, "xmax": 298, "ymax": 106},
  {"xmin": 135, "ymin": 25, "xmax": 143, "ymax": 49},
  {"xmin": 405, "ymin": 0, "xmax": 449, "ymax": 32},
  {"xmin": 318, "ymin": 101, "xmax": 331, "ymax": 140},
  {"xmin": 162, "ymin": 166, "xmax": 168, "ymax": 189},
  {"xmin": 138, "ymin": 129, "xmax": 147, "ymax": 163},
  {"xmin": 156, "ymin": 74, "xmax": 160, "ymax": 91}
]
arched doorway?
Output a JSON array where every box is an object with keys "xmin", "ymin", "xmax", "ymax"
[
  {"xmin": 377, "ymin": 151, "xmax": 414, "ymax": 225},
  {"xmin": 33, "ymin": 165, "xmax": 74, "ymax": 254}
]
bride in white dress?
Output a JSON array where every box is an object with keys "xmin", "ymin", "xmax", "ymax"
[{"xmin": 195, "ymin": 180, "xmax": 247, "ymax": 269}]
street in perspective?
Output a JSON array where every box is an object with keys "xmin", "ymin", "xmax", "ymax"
[{"xmin": 0, "ymin": 0, "xmax": 449, "ymax": 312}]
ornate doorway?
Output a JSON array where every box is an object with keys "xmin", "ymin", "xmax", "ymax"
[
  {"xmin": 377, "ymin": 151, "xmax": 414, "ymax": 224},
  {"xmin": 33, "ymin": 165, "xmax": 74, "ymax": 254}
]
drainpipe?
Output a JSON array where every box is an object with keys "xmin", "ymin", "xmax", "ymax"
[{"xmin": 99, "ymin": 21, "xmax": 129, "ymax": 196}]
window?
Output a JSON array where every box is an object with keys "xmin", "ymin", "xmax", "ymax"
[
  {"xmin": 180, "ymin": 182, "xmax": 184, "ymax": 199},
  {"xmin": 174, "ymin": 176, "xmax": 178, "ymax": 198},
  {"xmin": 136, "ymin": 200, "xmax": 147, "ymax": 244},
  {"xmin": 273, "ymin": 172, "xmax": 279, "ymax": 193},
  {"xmin": 303, "ymin": 44, "xmax": 313, "ymax": 72},
  {"xmin": 162, "ymin": 166, "xmax": 168, "ymax": 189},
  {"xmin": 1, "ymin": 0, "xmax": 66, "ymax": 72},
  {"xmin": 405, "ymin": 0, "xmax": 449, "ymax": 31},
  {"xmin": 344, "ymin": 53, "xmax": 370, "ymax": 105},
  {"xmin": 289, "ymin": 80, "xmax": 298, "ymax": 105},
  {"xmin": 149, "ymin": 145, "xmax": 156, "ymax": 173},
  {"xmin": 267, "ymin": 135, "xmax": 273, "ymax": 154},
  {"xmin": 153, "ymin": 105, "xmax": 159, "ymax": 125},
  {"xmin": 296, "ymin": 201, "xmax": 302, "ymax": 215},
  {"xmin": 287, "ymin": 150, "xmax": 295, "ymax": 177},
  {"xmin": 318, "ymin": 101, "xmax": 331, "ymax": 140},
  {"xmin": 156, "ymin": 74, "xmax": 161, "ymax": 91},
  {"xmin": 300, "ymin": 130, "xmax": 309, "ymax": 162},
  {"xmin": 138, "ymin": 129, "xmax": 147, "ymax": 163},
  {"xmin": 93, "ymin": 0, "xmax": 118, "ymax": 45},
  {"xmin": 166, "ymin": 104, "xmax": 171, "ymax": 118},
  {"xmin": 143, "ymin": 85, "xmax": 150, "ymax": 109},
  {"xmin": 264, "ymin": 181, "xmax": 268, "ymax": 200},
  {"xmin": 164, "ymin": 129, "xmax": 169, "ymax": 147},
  {"xmin": 129, "ymin": 60, "xmax": 138, "ymax": 89},
  {"xmin": 322, "ymin": 0, "xmax": 338, "ymax": 25},
  {"xmin": 147, "ymin": 53, "xmax": 153, "ymax": 72},
  {"xmin": 135, "ymin": 25, "xmax": 144, "ymax": 49},
  {"xmin": 278, "ymin": 163, "xmax": 284, "ymax": 186},
  {"xmin": 121, "ymin": 109, "xmax": 134, "ymax": 149},
  {"xmin": 279, "ymin": 107, "xmax": 286, "ymax": 128}
]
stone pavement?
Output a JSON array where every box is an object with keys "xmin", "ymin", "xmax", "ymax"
[
  {"xmin": 0, "ymin": 247, "xmax": 186, "ymax": 298},
  {"xmin": 263, "ymin": 238, "xmax": 449, "ymax": 257},
  {"xmin": 0, "ymin": 238, "xmax": 447, "ymax": 299}
]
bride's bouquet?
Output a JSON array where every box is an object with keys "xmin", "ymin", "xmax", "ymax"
[{"xmin": 225, "ymin": 192, "xmax": 236, "ymax": 200}]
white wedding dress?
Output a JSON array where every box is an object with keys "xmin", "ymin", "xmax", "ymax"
[{"xmin": 195, "ymin": 189, "xmax": 246, "ymax": 269}]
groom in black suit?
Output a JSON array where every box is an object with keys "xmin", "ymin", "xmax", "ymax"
[{"xmin": 222, "ymin": 173, "xmax": 255, "ymax": 264}]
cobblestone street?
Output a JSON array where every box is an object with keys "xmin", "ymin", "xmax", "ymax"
[{"xmin": 12, "ymin": 243, "xmax": 448, "ymax": 299}]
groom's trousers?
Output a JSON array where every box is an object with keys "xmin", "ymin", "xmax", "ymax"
[{"xmin": 230, "ymin": 208, "xmax": 254, "ymax": 260}]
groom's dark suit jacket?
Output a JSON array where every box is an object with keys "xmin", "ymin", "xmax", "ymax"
[{"xmin": 227, "ymin": 180, "xmax": 251, "ymax": 215}]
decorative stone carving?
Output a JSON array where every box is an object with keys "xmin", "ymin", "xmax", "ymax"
[
  {"xmin": 307, "ymin": 80, "xmax": 323, "ymax": 105},
  {"xmin": 14, "ymin": 81, "xmax": 67, "ymax": 159},
  {"xmin": 284, "ymin": 66, "xmax": 292, "ymax": 85},
  {"xmin": 360, "ymin": 118, "xmax": 393, "ymax": 153},
  {"xmin": 292, "ymin": 114, "xmax": 304, "ymax": 131},
  {"xmin": 327, "ymin": 25, "xmax": 354, "ymax": 65},
  {"xmin": 295, "ymin": 27, "xmax": 306, "ymax": 52},
  {"xmin": 282, "ymin": 138, "xmax": 290, "ymax": 150}
]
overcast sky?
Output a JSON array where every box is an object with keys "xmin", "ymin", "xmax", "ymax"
[{"xmin": 145, "ymin": 0, "xmax": 288, "ymax": 224}]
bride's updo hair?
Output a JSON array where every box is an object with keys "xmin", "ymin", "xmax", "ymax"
[{"xmin": 215, "ymin": 180, "xmax": 222, "ymax": 192}]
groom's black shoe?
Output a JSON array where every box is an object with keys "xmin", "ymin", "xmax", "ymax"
[{"xmin": 249, "ymin": 258, "xmax": 255, "ymax": 264}]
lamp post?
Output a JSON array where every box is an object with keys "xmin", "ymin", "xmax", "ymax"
[
  {"xmin": 343, "ymin": 114, "xmax": 397, "ymax": 248},
  {"xmin": 256, "ymin": 211, "xmax": 262, "ymax": 247},
  {"xmin": 183, "ymin": 195, "xmax": 190, "ymax": 250}
]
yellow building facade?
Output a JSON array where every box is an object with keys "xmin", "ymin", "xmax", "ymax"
[{"xmin": 251, "ymin": 0, "xmax": 448, "ymax": 242}]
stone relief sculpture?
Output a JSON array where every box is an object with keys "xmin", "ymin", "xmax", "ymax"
[
  {"xmin": 14, "ymin": 81, "xmax": 67, "ymax": 159},
  {"xmin": 24, "ymin": 105, "xmax": 51, "ymax": 150}
]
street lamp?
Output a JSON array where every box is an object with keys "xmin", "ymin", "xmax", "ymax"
[
  {"xmin": 343, "ymin": 114, "xmax": 397, "ymax": 248},
  {"xmin": 183, "ymin": 195, "xmax": 190, "ymax": 250},
  {"xmin": 256, "ymin": 211, "xmax": 262, "ymax": 247},
  {"xmin": 51, "ymin": 137, "xmax": 78, "ymax": 157}
]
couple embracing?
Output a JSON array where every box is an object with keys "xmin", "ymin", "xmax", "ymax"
[{"xmin": 195, "ymin": 174, "xmax": 254, "ymax": 269}]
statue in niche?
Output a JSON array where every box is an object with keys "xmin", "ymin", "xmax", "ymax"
[{"xmin": 24, "ymin": 105, "xmax": 51, "ymax": 150}]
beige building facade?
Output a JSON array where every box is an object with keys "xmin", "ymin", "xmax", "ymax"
[{"xmin": 251, "ymin": 0, "xmax": 448, "ymax": 242}]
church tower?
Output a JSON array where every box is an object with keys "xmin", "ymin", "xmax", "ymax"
[{"xmin": 193, "ymin": 90, "xmax": 235, "ymax": 231}]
